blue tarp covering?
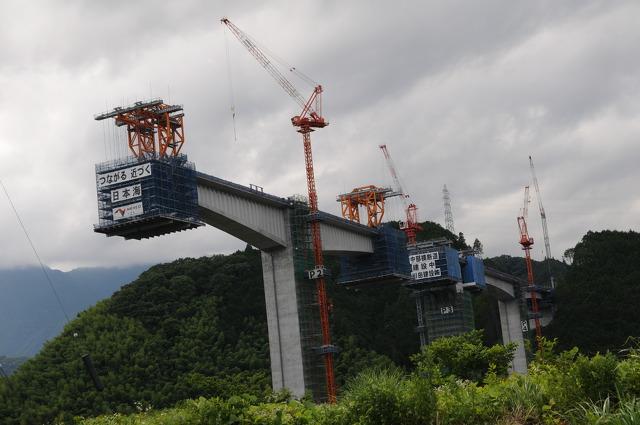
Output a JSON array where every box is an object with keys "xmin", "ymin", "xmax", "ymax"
[
  {"xmin": 338, "ymin": 225, "xmax": 411, "ymax": 284},
  {"xmin": 462, "ymin": 256, "xmax": 486, "ymax": 289}
]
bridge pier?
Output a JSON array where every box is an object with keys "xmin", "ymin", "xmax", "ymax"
[{"xmin": 261, "ymin": 245, "xmax": 307, "ymax": 398}]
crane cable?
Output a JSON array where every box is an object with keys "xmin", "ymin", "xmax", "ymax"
[
  {"xmin": 223, "ymin": 24, "xmax": 238, "ymax": 142},
  {"xmin": 0, "ymin": 179, "xmax": 106, "ymax": 394},
  {"xmin": 0, "ymin": 179, "xmax": 71, "ymax": 324},
  {"xmin": 222, "ymin": 19, "xmax": 319, "ymax": 137}
]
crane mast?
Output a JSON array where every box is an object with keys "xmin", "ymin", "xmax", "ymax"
[
  {"xmin": 379, "ymin": 144, "xmax": 423, "ymax": 244},
  {"xmin": 222, "ymin": 18, "xmax": 335, "ymax": 401},
  {"xmin": 517, "ymin": 186, "xmax": 543, "ymax": 348},
  {"xmin": 529, "ymin": 156, "xmax": 554, "ymax": 288}
]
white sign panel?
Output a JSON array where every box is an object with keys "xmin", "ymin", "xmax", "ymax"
[
  {"xmin": 409, "ymin": 251, "xmax": 441, "ymax": 280},
  {"xmin": 441, "ymin": 306, "xmax": 454, "ymax": 314},
  {"xmin": 308, "ymin": 267, "xmax": 326, "ymax": 280},
  {"xmin": 97, "ymin": 163, "xmax": 152, "ymax": 188},
  {"xmin": 112, "ymin": 202, "xmax": 144, "ymax": 220},
  {"xmin": 110, "ymin": 184, "xmax": 142, "ymax": 203}
]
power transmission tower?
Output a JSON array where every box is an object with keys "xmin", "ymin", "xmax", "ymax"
[{"xmin": 443, "ymin": 184, "xmax": 455, "ymax": 234}]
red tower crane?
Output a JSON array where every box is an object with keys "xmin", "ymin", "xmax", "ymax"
[
  {"xmin": 379, "ymin": 144, "xmax": 423, "ymax": 244},
  {"xmin": 517, "ymin": 186, "xmax": 543, "ymax": 348},
  {"xmin": 221, "ymin": 18, "xmax": 336, "ymax": 401}
]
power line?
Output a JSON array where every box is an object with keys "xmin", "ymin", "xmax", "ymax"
[{"xmin": 0, "ymin": 179, "xmax": 71, "ymax": 324}]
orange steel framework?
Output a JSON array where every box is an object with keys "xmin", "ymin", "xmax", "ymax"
[
  {"xmin": 337, "ymin": 185, "xmax": 400, "ymax": 227},
  {"xmin": 379, "ymin": 144, "xmax": 423, "ymax": 244},
  {"xmin": 95, "ymin": 99, "xmax": 185, "ymax": 160},
  {"xmin": 517, "ymin": 186, "xmax": 543, "ymax": 349},
  {"xmin": 222, "ymin": 18, "xmax": 336, "ymax": 401}
]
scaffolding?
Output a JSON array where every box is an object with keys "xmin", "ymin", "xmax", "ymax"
[
  {"xmin": 338, "ymin": 225, "xmax": 412, "ymax": 289},
  {"xmin": 290, "ymin": 196, "xmax": 331, "ymax": 401},
  {"xmin": 94, "ymin": 154, "xmax": 203, "ymax": 239},
  {"xmin": 405, "ymin": 244, "xmax": 481, "ymax": 346},
  {"xmin": 412, "ymin": 289, "xmax": 475, "ymax": 344}
]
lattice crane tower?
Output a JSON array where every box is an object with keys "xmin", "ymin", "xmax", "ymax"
[
  {"xmin": 517, "ymin": 186, "xmax": 543, "ymax": 348},
  {"xmin": 222, "ymin": 18, "xmax": 336, "ymax": 401}
]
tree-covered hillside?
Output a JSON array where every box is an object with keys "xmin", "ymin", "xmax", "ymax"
[
  {"xmin": 2, "ymin": 223, "xmax": 639, "ymax": 424},
  {"xmin": 484, "ymin": 254, "xmax": 569, "ymax": 286},
  {"xmin": 0, "ymin": 247, "xmax": 397, "ymax": 424},
  {"xmin": 545, "ymin": 230, "xmax": 640, "ymax": 353}
]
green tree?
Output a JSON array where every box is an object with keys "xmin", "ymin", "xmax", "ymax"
[
  {"xmin": 546, "ymin": 230, "xmax": 640, "ymax": 353},
  {"xmin": 410, "ymin": 330, "xmax": 517, "ymax": 383}
]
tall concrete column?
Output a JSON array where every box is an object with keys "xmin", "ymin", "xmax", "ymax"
[
  {"xmin": 261, "ymin": 245, "xmax": 306, "ymax": 398},
  {"xmin": 497, "ymin": 298, "xmax": 527, "ymax": 375}
]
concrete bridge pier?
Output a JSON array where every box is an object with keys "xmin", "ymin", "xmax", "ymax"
[
  {"xmin": 261, "ymin": 244, "xmax": 307, "ymax": 398},
  {"xmin": 497, "ymin": 299, "xmax": 528, "ymax": 374},
  {"xmin": 486, "ymin": 271, "xmax": 528, "ymax": 375}
]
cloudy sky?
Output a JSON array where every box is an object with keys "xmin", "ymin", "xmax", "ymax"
[{"xmin": 0, "ymin": 0, "xmax": 638, "ymax": 272}]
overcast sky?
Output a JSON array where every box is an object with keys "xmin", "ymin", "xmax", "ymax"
[{"xmin": 0, "ymin": 0, "xmax": 638, "ymax": 272}]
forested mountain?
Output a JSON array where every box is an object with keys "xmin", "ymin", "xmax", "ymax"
[
  {"xmin": 484, "ymin": 254, "xmax": 569, "ymax": 286},
  {"xmin": 0, "ymin": 265, "xmax": 149, "ymax": 356},
  {"xmin": 1, "ymin": 224, "xmax": 638, "ymax": 424},
  {"xmin": 0, "ymin": 247, "xmax": 398, "ymax": 423},
  {"xmin": 545, "ymin": 230, "xmax": 640, "ymax": 353}
]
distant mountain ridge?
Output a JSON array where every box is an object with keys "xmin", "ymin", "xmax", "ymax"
[{"xmin": 0, "ymin": 264, "xmax": 150, "ymax": 356}]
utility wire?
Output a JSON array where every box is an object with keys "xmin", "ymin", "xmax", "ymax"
[
  {"xmin": 0, "ymin": 179, "xmax": 71, "ymax": 324},
  {"xmin": 223, "ymin": 24, "xmax": 238, "ymax": 142}
]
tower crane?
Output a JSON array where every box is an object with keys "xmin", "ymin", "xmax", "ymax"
[
  {"xmin": 529, "ymin": 156, "xmax": 554, "ymax": 288},
  {"xmin": 379, "ymin": 144, "xmax": 423, "ymax": 244},
  {"xmin": 221, "ymin": 18, "xmax": 336, "ymax": 401},
  {"xmin": 517, "ymin": 186, "xmax": 543, "ymax": 348}
]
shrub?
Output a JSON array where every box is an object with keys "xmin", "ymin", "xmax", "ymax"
[
  {"xmin": 411, "ymin": 330, "xmax": 517, "ymax": 385},
  {"xmin": 339, "ymin": 367, "xmax": 436, "ymax": 425},
  {"xmin": 573, "ymin": 352, "xmax": 620, "ymax": 403}
]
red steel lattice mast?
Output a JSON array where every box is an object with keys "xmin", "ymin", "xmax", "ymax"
[
  {"xmin": 517, "ymin": 186, "xmax": 543, "ymax": 347},
  {"xmin": 222, "ymin": 18, "xmax": 335, "ymax": 401}
]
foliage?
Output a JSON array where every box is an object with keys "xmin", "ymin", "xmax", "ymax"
[
  {"xmin": 0, "ymin": 249, "xmax": 271, "ymax": 424},
  {"xmin": 0, "ymin": 356, "xmax": 29, "ymax": 375},
  {"xmin": 64, "ymin": 335, "xmax": 640, "ymax": 425},
  {"xmin": 338, "ymin": 367, "xmax": 436, "ymax": 425},
  {"xmin": 546, "ymin": 230, "xmax": 640, "ymax": 353},
  {"xmin": 79, "ymin": 394, "xmax": 319, "ymax": 425},
  {"xmin": 411, "ymin": 330, "xmax": 517, "ymax": 384},
  {"xmin": 483, "ymin": 254, "xmax": 569, "ymax": 287}
]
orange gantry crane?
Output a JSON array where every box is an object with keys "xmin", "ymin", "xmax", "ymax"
[
  {"xmin": 221, "ymin": 18, "xmax": 336, "ymax": 401},
  {"xmin": 517, "ymin": 186, "xmax": 543, "ymax": 348},
  {"xmin": 379, "ymin": 144, "xmax": 423, "ymax": 244},
  {"xmin": 94, "ymin": 99, "xmax": 185, "ymax": 160},
  {"xmin": 337, "ymin": 185, "xmax": 401, "ymax": 227}
]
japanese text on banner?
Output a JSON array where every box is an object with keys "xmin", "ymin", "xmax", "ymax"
[
  {"xmin": 409, "ymin": 251, "xmax": 441, "ymax": 280},
  {"xmin": 110, "ymin": 184, "xmax": 142, "ymax": 203},
  {"xmin": 97, "ymin": 163, "xmax": 152, "ymax": 188}
]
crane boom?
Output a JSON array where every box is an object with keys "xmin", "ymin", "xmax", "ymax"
[
  {"xmin": 221, "ymin": 18, "xmax": 326, "ymax": 129},
  {"xmin": 222, "ymin": 17, "xmax": 335, "ymax": 401},
  {"xmin": 379, "ymin": 144, "xmax": 422, "ymax": 244},
  {"xmin": 529, "ymin": 156, "xmax": 554, "ymax": 288}
]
